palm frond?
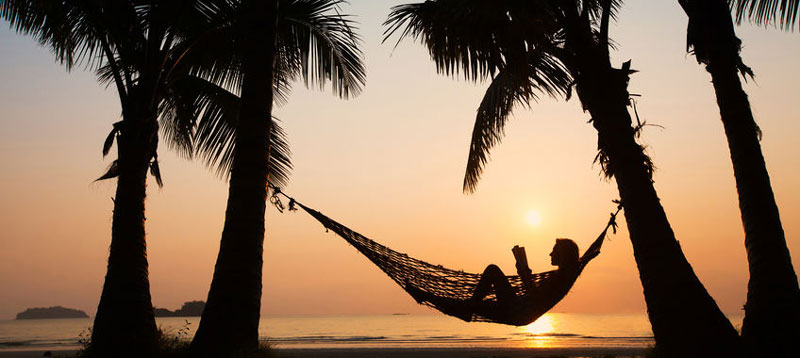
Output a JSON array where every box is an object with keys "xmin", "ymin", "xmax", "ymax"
[
  {"xmin": 267, "ymin": 118, "xmax": 293, "ymax": 188},
  {"xmin": 385, "ymin": 0, "xmax": 569, "ymax": 84},
  {"xmin": 386, "ymin": 0, "xmax": 571, "ymax": 192},
  {"xmin": 150, "ymin": 156, "xmax": 164, "ymax": 187},
  {"xmin": 280, "ymin": 0, "xmax": 366, "ymax": 98},
  {"xmin": 95, "ymin": 159, "xmax": 120, "ymax": 182},
  {"xmin": 385, "ymin": 0, "xmax": 513, "ymax": 82},
  {"xmin": 733, "ymin": 0, "xmax": 800, "ymax": 31},
  {"xmin": 0, "ymin": 0, "xmax": 141, "ymax": 72},
  {"xmin": 579, "ymin": 0, "xmax": 625, "ymax": 22},
  {"xmin": 160, "ymin": 78, "xmax": 200, "ymax": 159},
  {"xmin": 463, "ymin": 49, "xmax": 571, "ymax": 193},
  {"xmin": 169, "ymin": 76, "xmax": 292, "ymax": 185}
]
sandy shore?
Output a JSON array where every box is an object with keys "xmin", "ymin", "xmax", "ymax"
[
  {"xmin": 273, "ymin": 347, "xmax": 650, "ymax": 357},
  {"xmin": 0, "ymin": 347, "xmax": 650, "ymax": 358}
]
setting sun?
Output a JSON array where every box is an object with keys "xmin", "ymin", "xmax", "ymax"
[{"xmin": 525, "ymin": 210, "xmax": 542, "ymax": 227}]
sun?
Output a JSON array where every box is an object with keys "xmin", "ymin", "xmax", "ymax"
[{"xmin": 525, "ymin": 210, "xmax": 542, "ymax": 227}]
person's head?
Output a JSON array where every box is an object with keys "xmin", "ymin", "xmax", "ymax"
[{"xmin": 550, "ymin": 238, "xmax": 579, "ymax": 267}]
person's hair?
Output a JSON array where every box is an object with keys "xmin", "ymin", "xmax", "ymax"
[{"xmin": 554, "ymin": 238, "xmax": 579, "ymax": 267}]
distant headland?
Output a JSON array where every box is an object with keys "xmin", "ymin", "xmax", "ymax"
[
  {"xmin": 154, "ymin": 300, "xmax": 205, "ymax": 317},
  {"xmin": 15, "ymin": 306, "xmax": 89, "ymax": 320}
]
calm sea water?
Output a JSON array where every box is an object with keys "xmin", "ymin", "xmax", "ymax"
[{"xmin": 0, "ymin": 313, "xmax": 744, "ymax": 352}]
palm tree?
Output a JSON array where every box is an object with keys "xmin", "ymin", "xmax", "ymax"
[
  {"xmin": 678, "ymin": 0, "xmax": 800, "ymax": 356},
  {"xmin": 386, "ymin": 0, "xmax": 742, "ymax": 355},
  {"xmin": 183, "ymin": 0, "xmax": 365, "ymax": 355},
  {"xmin": 0, "ymin": 1, "xmax": 259, "ymax": 354},
  {"xmin": 2, "ymin": 1, "xmax": 168, "ymax": 353}
]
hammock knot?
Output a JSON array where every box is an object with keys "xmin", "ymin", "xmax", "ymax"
[
  {"xmin": 609, "ymin": 213, "xmax": 618, "ymax": 234},
  {"xmin": 267, "ymin": 184, "xmax": 298, "ymax": 213},
  {"xmin": 608, "ymin": 200, "xmax": 623, "ymax": 234}
]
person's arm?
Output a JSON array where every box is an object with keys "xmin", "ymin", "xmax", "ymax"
[{"xmin": 512, "ymin": 245, "xmax": 533, "ymax": 283}]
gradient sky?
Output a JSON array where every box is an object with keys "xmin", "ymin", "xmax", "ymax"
[{"xmin": 1, "ymin": 1, "xmax": 798, "ymax": 321}]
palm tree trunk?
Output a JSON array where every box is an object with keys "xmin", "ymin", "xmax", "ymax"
[
  {"xmin": 575, "ymin": 59, "xmax": 743, "ymax": 356},
  {"xmin": 91, "ymin": 116, "xmax": 159, "ymax": 356},
  {"xmin": 190, "ymin": 1, "xmax": 278, "ymax": 356},
  {"xmin": 711, "ymin": 64, "xmax": 800, "ymax": 357},
  {"xmin": 680, "ymin": 1, "xmax": 800, "ymax": 355},
  {"xmin": 710, "ymin": 29, "xmax": 800, "ymax": 358}
]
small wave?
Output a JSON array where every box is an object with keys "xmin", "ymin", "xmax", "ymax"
[
  {"xmin": 270, "ymin": 335, "xmax": 511, "ymax": 345},
  {"xmin": 272, "ymin": 335, "xmax": 387, "ymax": 343},
  {"xmin": 512, "ymin": 332, "xmax": 583, "ymax": 338},
  {"xmin": 531, "ymin": 333, "xmax": 581, "ymax": 337},
  {"xmin": 0, "ymin": 338, "xmax": 78, "ymax": 349},
  {"xmin": 581, "ymin": 336, "xmax": 654, "ymax": 340}
]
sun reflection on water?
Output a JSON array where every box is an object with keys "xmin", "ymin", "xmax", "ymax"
[{"xmin": 518, "ymin": 313, "xmax": 559, "ymax": 348}]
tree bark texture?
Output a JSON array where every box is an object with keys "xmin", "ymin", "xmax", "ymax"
[
  {"xmin": 711, "ymin": 65, "xmax": 800, "ymax": 358},
  {"xmin": 681, "ymin": 1, "xmax": 800, "ymax": 356},
  {"xmin": 575, "ymin": 58, "xmax": 743, "ymax": 356},
  {"xmin": 90, "ymin": 113, "xmax": 159, "ymax": 356},
  {"xmin": 191, "ymin": 1, "xmax": 278, "ymax": 356}
]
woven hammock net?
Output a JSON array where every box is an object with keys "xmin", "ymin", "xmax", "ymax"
[{"xmin": 294, "ymin": 201, "xmax": 619, "ymax": 326}]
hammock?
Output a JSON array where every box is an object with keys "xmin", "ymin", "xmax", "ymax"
[{"xmin": 271, "ymin": 188, "xmax": 621, "ymax": 326}]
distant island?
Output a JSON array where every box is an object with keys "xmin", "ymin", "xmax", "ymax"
[
  {"xmin": 16, "ymin": 306, "xmax": 88, "ymax": 320},
  {"xmin": 154, "ymin": 300, "xmax": 205, "ymax": 317}
]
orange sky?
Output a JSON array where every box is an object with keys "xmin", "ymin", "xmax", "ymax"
[{"xmin": 1, "ymin": 1, "xmax": 798, "ymax": 320}]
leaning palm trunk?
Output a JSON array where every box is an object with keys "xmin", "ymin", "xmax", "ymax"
[
  {"xmin": 577, "ymin": 67, "xmax": 742, "ymax": 356},
  {"xmin": 680, "ymin": 1, "xmax": 800, "ymax": 355},
  {"xmin": 565, "ymin": 15, "xmax": 743, "ymax": 354},
  {"xmin": 190, "ymin": 1, "xmax": 279, "ymax": 356},
  {"xmin": 90, "ymin": 114, "xmax": 159, "ymax": 355},
  {"xmin": 714, "ymin": 66, "xmax": 800, "ymax": 356}
]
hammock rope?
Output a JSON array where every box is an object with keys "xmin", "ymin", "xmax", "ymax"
[{"xmin": 269, "ymin": 185, "xmax": 622, "ymax": 326}]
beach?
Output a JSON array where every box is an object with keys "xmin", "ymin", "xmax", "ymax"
[
  {"xmin": 0, "ymin": 347, "xmax": 652, "ymax": 358},
  {"xmin": 0, "ymin": 314, "xmax": 663, "ymax": 357}
]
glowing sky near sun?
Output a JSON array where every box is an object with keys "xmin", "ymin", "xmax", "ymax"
[{"xmin": 0, "ymin": 1, "xmax": 798, "ymax": 319}]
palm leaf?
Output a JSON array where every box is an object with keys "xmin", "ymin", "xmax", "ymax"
[
  {"xmin": 385, "ymin": 0, "xmax": 514, "ymax": 82},
  {"xmin": 463, "ymin": 49, "xmax": 571, "ymax": 193},
  {"xmin": 167, "ymin": 75, "xmax": 292, "ymax": 186},
  {"xmin": 280, "ymin": 0, "xmax": 366, "ymax": 98},
  {"xmin": 386, "ymin": 0, "xmax": 572, "ymax": 192},
  {"xmin": 733, "ymin": 0, "xmax": 800, "ymax": 30}
]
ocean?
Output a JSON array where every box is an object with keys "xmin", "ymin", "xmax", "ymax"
[{"xmin": 0, "ymin": 313, "xmax": 743, "ymax": 352}]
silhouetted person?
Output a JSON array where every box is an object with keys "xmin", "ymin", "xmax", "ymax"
[
  {"xmin": 407, "ymin": 238, "xmax": 580, "ymax": 324},
  {"xmin": 472, "ymin": 239, "xmax": 579, "ymax": 305}
]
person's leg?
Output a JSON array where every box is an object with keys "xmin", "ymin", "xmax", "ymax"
[{"xmin": 473, "ymin": 264, "xmax": 515, "ymax": 303}]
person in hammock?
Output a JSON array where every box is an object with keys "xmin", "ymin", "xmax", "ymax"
[{"xmin": 408, "ymin": 238, "xmax": 580, "ymax": 324}]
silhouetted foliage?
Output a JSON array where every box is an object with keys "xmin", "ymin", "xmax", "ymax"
[{"xmin": 733, "ymin": 0, "xmax": 800, "ymax": 31}]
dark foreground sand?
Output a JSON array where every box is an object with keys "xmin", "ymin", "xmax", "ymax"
[{"xmin": 0, "ymin": 347, "xmax": 649, "ymax": 358}]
